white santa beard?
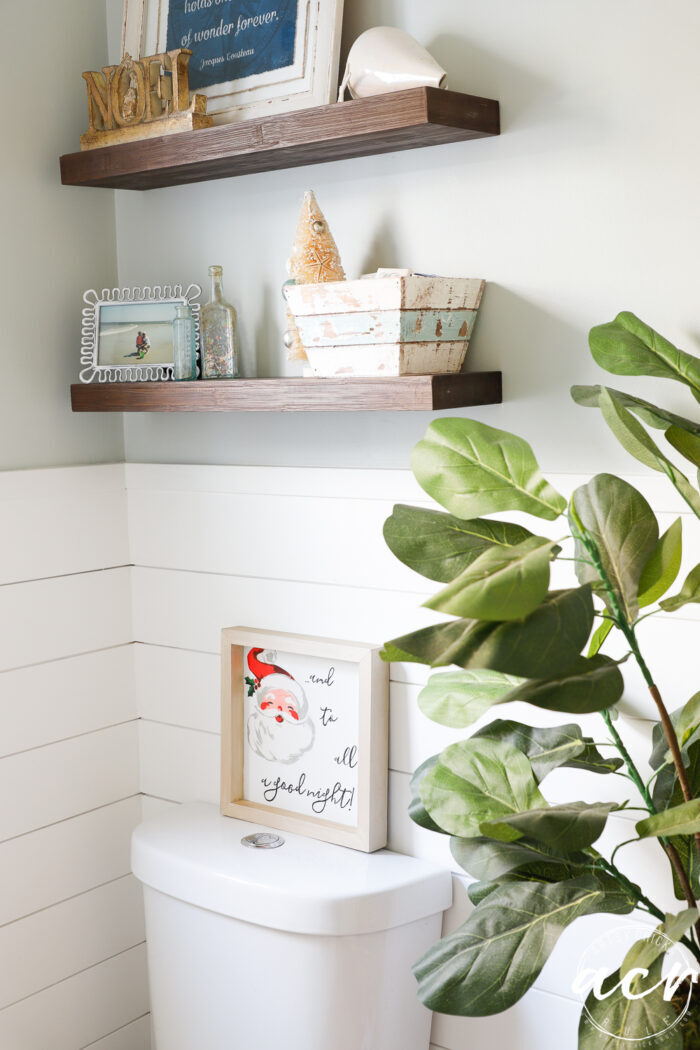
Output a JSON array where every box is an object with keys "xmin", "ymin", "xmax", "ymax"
[{"xmin": 247, "ymin": 709, "xmax": 315, "ymax": 765}]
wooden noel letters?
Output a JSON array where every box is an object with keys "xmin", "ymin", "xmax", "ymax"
[{"xmin": 81, "ymin": 49, "xmax": 212, "ymax": 150}]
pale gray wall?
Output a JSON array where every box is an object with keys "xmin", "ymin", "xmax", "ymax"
[
  {"xmin": 108, "ymin": 0, "xmax": 700, "ymax": 471},
  {"xmin": 0, "ymin": 0, "xmax": 123, "ymax": 470}
]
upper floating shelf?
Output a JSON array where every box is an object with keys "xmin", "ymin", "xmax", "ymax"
[{"xmin": 59, "ymin": 87, "xmax": 500, "ymax": 191}]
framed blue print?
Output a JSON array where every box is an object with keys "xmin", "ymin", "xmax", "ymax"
[
  {"xmin": 123, "ymin": 0, "xmax": 345, "ymax": 124},
  {"xmin": 166, "ymin": 1, "xmax": 299, "ymax": 92}
]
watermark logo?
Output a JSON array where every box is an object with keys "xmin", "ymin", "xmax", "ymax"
[{"xmin": 573, "ymin": 924, "xmax": 699, "ymax": 1045}]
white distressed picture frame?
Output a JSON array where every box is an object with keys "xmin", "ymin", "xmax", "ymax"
[
  {"xmin": 122, "ymin": 0, "xmax": 345, "ymax": 124},
  {"xmin": 79, "ymin": 284, "xmax": 201, "ymax": 383},
  {"xmin": 221, "ymin": 627, "xmax": 389, "ymax": 853}
]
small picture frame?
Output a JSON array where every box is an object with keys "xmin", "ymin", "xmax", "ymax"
[
  {"xmin": 79, "ymin": 284, "xmax": 201, "ymax": 383},
  {"xmin": 221, "ymin": 627, "xmax": 389, "ymax": 852},
  {"xmin": 122, "ymin": 0, "xmax": 344, "ymax": 124}
]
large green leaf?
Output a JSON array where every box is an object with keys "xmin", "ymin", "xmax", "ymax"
[
  {"xmin": 670, "ymin": 835, "xmax": 700, "ymax": 901},
  {"xmin": 652, "ymin": 737, "xmax": 700, "ymax": 812},
  {"xmin": 642, "ymin": 734, "xmax": 700, "ymax": 900},
  {"xmin": 450, "ymin": 834, "xmax": 590, "ymax": 881},
  {"xmin": 411, "ymin": 418, "xmax": 567, "ymax": 521},
  {"xmin": 598, "ymin": 389, "xmax": 700, "ymax": 520},
  {"xmin": 571, "ymin": 384, "xmax": 700, "ymax": 435},
  {"xmin": 471, "ymin": 720, "xmax": 585, "ymax": 780},
  {"xmin": 383, "ymin": 504, "xmax": 534, "ymax": 583},
  {"xmin": 467, "ymin": 867, "xmax": 638, "ymax": 928},
  {"xmin": 637, "ymin": 799, "xmax": 700, "ymax": 839},
  {"xmin": 414, "ymin": 875, "xmax": 629, "ymax": 1016},
  {"xmin": 566, "ymin": 739, "xmax": 624, "ymax": 775},
  {"xmin": 588, "ymin": 618, "xmax": 613, "ymax": 656},
  {"xmin": 472, "ymin": 719, "xmax": 621, "ymax": 780},
  {"xmin": 666, "ymin": 426, "xmax": 700, "ymax": 469},
  {"xmin": 500, "ymin": 654, "xmax": 624, "ymax": 714},
  {"xmin": 571, "ymin": 473, "xmax": 659, "ymax": 622},
  {"xmin": 407, "ymin": 754, "xmax": 447, "ymax": 834},
  {"xmin": 623, "ymin": 910, "xmax": 698, "ymax": 972},
  {"xmin": 589, "ymin": 312, "xmax": 700, "ymax": 403},
  {"xmin": 650, "ymin": 700, "xmax": 698, "ymax": 770},
  {"xmin": 417, "ymin": 670, "xmax": 523, "ymax": 728},
  {"xmin": 467, "ymin": 864, "xmax": 588, "ymax": 905},
  {"xmin": 420, "ymin": 738, "xmax": 546, "ymax": 837},
  {"xmin": 425, "ymin": 536, "xmax": 558, "ymax": 622},
  {"xmin": 467, "ymin": 879, "xmax": 508, "ymax": 905},
  {"xmin": 380, "ymin": 622, "xmax": 468, "ymax": 665},
  {"xmin": 385, "ymin": 587, "xmax": 594, "ymax": 678},
  {"xmin": 661, "ymin": 563, "xmax": 700, "ymax": 612},
  {"xmin": 675, "ymin": 693, "xmax": 700, "ymax": 750},
  {"xmin": 598, "ymin": 387, "xmax": 667, "ymax": 472},
  {"xmin": 578, "ymin": 959, "xmax": 684, "ymax": 1050},
  {"xmin": 481, "ymin": 801, "xmax": 618, "ymax": 851},
  {"xmin": 638, "ymin": 518, "xmax": 683, "ymax": 607}
]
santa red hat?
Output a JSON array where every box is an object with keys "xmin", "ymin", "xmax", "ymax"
[{"xmin": 256, "ymin": 673, "xmax": 309, "ymax": 720}]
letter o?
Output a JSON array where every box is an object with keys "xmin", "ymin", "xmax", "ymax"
[{"xmin": 110, "ymin": 59, "xmax": 147, "ymax": 126}]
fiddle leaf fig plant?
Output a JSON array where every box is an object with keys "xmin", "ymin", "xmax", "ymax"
[{"xmin": 383, "ymin": 313, "xmax": 700, "ymax": 1048}]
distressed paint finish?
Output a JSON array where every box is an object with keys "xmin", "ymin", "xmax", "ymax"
[
  {"xmin": 285, "ymin": 275, "xmax": 484, "ymax": 316},
  {"xmin": 285, "ymin": 274, "xmax": 485, "ymax": 376},
  {"xmin": 304, "ymin": 340, "xmax": 469, "ymax": 377},
  {"xmin": 296, "ymin": 309, "xmax": 477, "ymax": 347}
]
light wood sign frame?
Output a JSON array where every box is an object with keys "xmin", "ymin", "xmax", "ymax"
[
  {"xmin": 122, "ymin": 0, "xmax": 345, "ymax": 125},
  {"xmin": 221, "ymin": 627, "xmax": 389, "ymax": 852}
]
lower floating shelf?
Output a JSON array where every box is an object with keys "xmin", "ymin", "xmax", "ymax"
[{"xmin": 70, "ymin": 373, "xmax": 502, "ymax": 413}]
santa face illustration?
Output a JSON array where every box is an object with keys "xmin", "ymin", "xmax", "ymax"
[{"xmin": 247, "ymin": 672, "xmax": 315, "ymax": 765}]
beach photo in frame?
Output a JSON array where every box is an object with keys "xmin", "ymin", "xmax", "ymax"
[
  {"xmin": 79, "ymin": 284, "xmax": 200, "ymax": 383},
  {"xmin": 221, "ymin": 627, "xmax": 389, "ymax": 852},
  {"xmin": 122, "ymin": 0, "xmax": 345, "ymax": 124}
]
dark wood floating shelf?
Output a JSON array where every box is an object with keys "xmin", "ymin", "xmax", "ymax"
[
  {"xmin": 70, "ymin": 373, "xmax": 502, "ymax": 413},
  {"xmin": 60, "ymin": 87, "xmax": 499, "ymax": 191}
]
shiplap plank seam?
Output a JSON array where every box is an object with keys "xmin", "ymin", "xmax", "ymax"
[
  {"xmin": 0, "ymin": 944, "xmax": 149, "ymax": 1050},
  {"xmin": 3, "ymin": 718, "xmax": 140, "ymax": 761},
  {"xmin": 81, "ymin": 1014, "xmax": 151, "ymax": 1050},
  {"xmin": 0, "ymin": 795, "xmax": 142, "ymax": 845},
  {"xmin": 0, "ymin": 797, "xmax": 142, "ymax": 926},
  {"xmin": 0, "ymin": 565, "xmax": 132, "ymax": 590},
  {"xmin": 0, "ymin": 873, "xmax": 137, "ymax": 930},
  {"xmin": 0, "ymin": 642, "xmax": 133, "ymax": 676},
  {"xmin": 3, "ymin": 942, "xmax": 146, "ymax": 1011}
]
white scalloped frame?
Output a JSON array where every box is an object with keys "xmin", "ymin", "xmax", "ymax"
[{"xmin": 80, "ymin": 284, "xmax": 201, "ymax": 383}]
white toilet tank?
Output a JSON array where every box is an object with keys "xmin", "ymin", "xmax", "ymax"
[{"xmin": 132, "ymin": 803, "xmax": 452, "ymax": 1050}]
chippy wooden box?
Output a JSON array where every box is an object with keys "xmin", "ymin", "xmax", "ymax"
[{"xmin": 284, "ymin": 274, "xmax": 485, "ymax": 377}]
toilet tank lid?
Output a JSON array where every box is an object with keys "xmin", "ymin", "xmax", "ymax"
[{"xmin": 132, "ymin": 803, "xmax": 452, "ymax": 936}]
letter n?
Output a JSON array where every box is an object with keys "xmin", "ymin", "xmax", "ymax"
[{"xmin": 82, "ymin": 71, "xmax": 114, "ymax": 131}]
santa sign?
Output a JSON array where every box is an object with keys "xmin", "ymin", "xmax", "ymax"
[{"xmin": 221, "ymin": 628, "xmax": 389, "ymax": 852}]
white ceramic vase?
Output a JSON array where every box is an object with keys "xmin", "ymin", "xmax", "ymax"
[{"xmin": 339, "ymin": 27, "xmax": 448, "ymax": 102}]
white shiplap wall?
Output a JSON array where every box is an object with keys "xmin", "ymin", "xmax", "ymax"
[
  {"xmin": 4, "ymin": 461, "xmax": 696, "ymax": 1050},
  {"xmin": 0, "ymin": 466, "xmax": 148, "ymax": 1050},
  {"xmin": 126, "ymin": 462, "xmax": 700, "ymax": 1050}
]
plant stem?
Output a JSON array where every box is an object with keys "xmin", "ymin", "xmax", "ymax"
[
  {"xmin": 626, "ymin": 640, "xmax": 694, "ymax": 805},
  {"xmin": 615, "ymin": 606, "xmax": 700, "ymax": 869},
  {"xmin": 578, "ymin": 527, "xmax": 700, "ymax": 860},
  {"xmin": 601, "ymin": 710, "xmax": 700, "ymax": 926},
  {"xmin": 597, "ymin": 857, "xmax": 665, "ymax": 921},
  {"xmin": 594, "ymin": 858, "xmax": 700, "ymax": 962},
  {"xmin": 603, "ymin": 710, "xmax": 655, "ymax": 812}
]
